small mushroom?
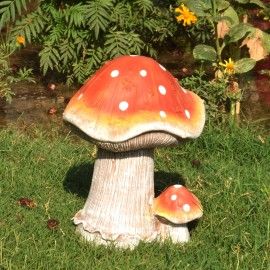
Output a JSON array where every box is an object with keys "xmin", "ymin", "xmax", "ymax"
[
  {"xmin": 153, "ymin": 184, "xmax": 203, "ymax": 224},
  {"xmin": 63, "ymin": 55, "xmax": 205, "ymax": 248},
  {"xmin": 153, "ymin": 184, "xmax": 203, "ymax": 243}
]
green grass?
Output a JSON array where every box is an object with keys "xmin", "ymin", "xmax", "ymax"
[{"xmin": 0, "ymin": 123, "xmax": 269, "ymax": 270}]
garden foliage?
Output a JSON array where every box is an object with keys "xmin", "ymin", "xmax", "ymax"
[
  {"xmin": 0, "ymin": 0, "xmax": 35, "ymax": 102},
  {"xmin": 178, "ymin": 0, "xmax": 270, "ymax": 73},
  {"xmin": 181, "ymin": 70, "xmax": 228, "ymax": 119},
  {"xmin": 1, "ymin": 0, "xmax": 270, "ymax": 118},
  {"xmin": 0, "ymin": 40, "xmax": 35, "ymax": 102},
  {"xmin": 1, "ymin": 0, "xmax": 176, "ymax": 85},
  {"xmin": 175, "ymin": 0, "xmax": 270, "ymax": 116}
]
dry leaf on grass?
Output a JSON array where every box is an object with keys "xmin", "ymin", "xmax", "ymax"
[
  {"xmin": 17, "ymin": 198, "xmax": 37, "ymax": 208},
  {"xmin": 47, "ymin": 218, "xmax": 60, "ymax": 230}
]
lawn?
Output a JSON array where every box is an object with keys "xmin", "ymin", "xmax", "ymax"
[{"xmin": 0, "ymin": 123, "xmax": 269, "ymax": 269}]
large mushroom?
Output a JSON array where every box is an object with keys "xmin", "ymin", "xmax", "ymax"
[{"xmin": 63, "ymin": 55, "xmax": 205, "ymax": 248}]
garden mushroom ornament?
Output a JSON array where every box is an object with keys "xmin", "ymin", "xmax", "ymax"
[
  {"xmin": 63, "ymin": 55, "xmax": 205, "ymax": 248},
  {"xmin": 153, "ymin": 184, "xmax": 203, "ymax": 243}
]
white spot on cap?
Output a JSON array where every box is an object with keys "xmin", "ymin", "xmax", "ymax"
[
  {"xmin": 130, "ymin": 55, "xmax": 138, "ymax": 57},
  {"xmin": 159, "ymin": 111, "xmax": 166, "ymax": 118},
  {"xmin": 110, "ymin": 70, "xmax": 119, "ymax": 78},
  {"xmin": 119, "ymin": 101, "xmax": 129, "ymax": 111},
  {"xmin": 139, "ymin": 69, "xmax": 147, "ymax": 77},
  {"xmin": 158, "ymin": 85, "xmax": 167, "ymax": 95},
  {"xmin": 170, "ymin": 194, "xmax": 177, "ymax": 201},
  {"xmin": 183, "ymin": 204, "xmax": 191, "ymax": 212},
  {"xmin": 77, "ymin": 93, "xmax": 83, "ymax": 100},
  {"xmin": 159, "ymin": 64, "xmax": 166, "ymax": 71},
  {"xmin": 173, "ymin": 184, "xmax": 182, "ymax": 188},
  {"xmin": 185, "ymin": 109, "xmax": 191, "ymax": 119}
]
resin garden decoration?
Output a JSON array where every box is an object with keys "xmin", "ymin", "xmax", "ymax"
[{"xmin": 63, "ymin": 55, "xmax": 205, "ymax": 249}]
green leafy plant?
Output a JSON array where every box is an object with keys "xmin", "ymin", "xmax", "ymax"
[
  {"xmin": 181, "ymin": 70, "xmax": 228, "ymax": 119},
  {"xmin": 174, "ymin": 0, "xmax": 270, "ymax": 116},
  {"xmin": 0, "ymin": 0, "xmax": 32, "ymax": 30},
  {"xmin": 176, "ymin": 0, "xmax": 270, "ymax": 73},
  {"xmin": 0, "ymin": 0, "xmax": 35, "ymax": 102},
  {"xmin": 0, "ymin": 40, "xmax": 35, "ymax": 103},
  {"xmin": 8, "ymin": 0, "xmax": 176, "ymax": 85}
]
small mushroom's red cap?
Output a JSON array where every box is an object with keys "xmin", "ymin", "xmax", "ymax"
[
  {"xmin": 152, "ymin": 184, "xmax": 203, "ymax": 224},
  {"xmin": 63, "ymin": 55, "xmax": 205, "ymax": 142}
]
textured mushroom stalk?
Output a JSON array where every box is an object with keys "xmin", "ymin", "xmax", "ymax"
[
  {"xmin": 73, "ymin": 148, "xmax": 157, "ymax": 249},
  {"xmin": 157, "ymin": 221, "xmax": 190, "ymax": 243}
]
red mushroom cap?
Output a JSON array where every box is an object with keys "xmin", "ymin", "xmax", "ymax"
[
  {"xmin": 152, "ymin": 184, "xmax": 203, "ymax": 224},
  {"xmin": 63, "ymin": 55, "xmax": 205, "ymax": 143}
]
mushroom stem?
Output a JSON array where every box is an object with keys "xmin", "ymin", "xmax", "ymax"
[
  {"xmin": 157, "ymin": 221, "xmax": 190, "ymax": 243},
  {"xmin": 73, "ymin": 148, "xmax": 157, "ymax": 249}
]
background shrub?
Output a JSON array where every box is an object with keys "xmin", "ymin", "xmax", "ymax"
[{"xmin": 2, "ymin": 0, "xmax": 177, "ymax": 85}]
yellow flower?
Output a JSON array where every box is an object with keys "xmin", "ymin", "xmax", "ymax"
[
  {"xmin": 219, "ymin": 58, "xmax": 235, "ymax": 75},
  {"xmin": 175, "ymin": 4, "xmax": 197, "ymax": 26},
  {"xmin": 16, "ymin": 35, "xmax": 25, "ymax": 45}
]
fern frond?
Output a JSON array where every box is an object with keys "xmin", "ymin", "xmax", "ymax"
[
  {"xmin": 0, "ymin": 80, "xmax": 14, "ymax": 103},
  {"xmin": 10, "ymin": 8, "xmax": 46, "ymax": 43},
  {"xmin": 0, "ymin": 41, "xmax": 14, "ymax": 61},
  {"xmin": 66, "ymin": 74, "xmax": 75, "ymax": 86},
  {"xmin": 143, "ymin": 18, "xmax": 158, "ymax": 34},
  {"xmin": 39, "ymin": 43, "xmax": 61, "ymax": 74},
  {"xmin": 85, "ymin": 47, "xmax": 104, "ymax": 72},
  {"xmin": 0, "ymin": 0, "xmax": 30, "ymax": 30},
  {"xmin": 104, "ymin": 31, "xmax": 144, "ymax": 58},
  {"xmin": 144, "ymin": 43, "xmax": 157, "ymax": 58},
  {"xmin": 133, "ymin": 0, "xmax": 153, "ymax": 17},
  {"xmin": 127, "ymin": 32, "xmax": 144, "ymax": 55},
  {"xmin": 47, "ymin": 24, "xmax": 65, "ymax": 44},
  {"xmin": 64, "ymin": 4, "xmax": 86, "ymax": 27},
  {"xmin": 110, "ymin": 2, "xmax": 132, "ymax": 28},
  {"xmin": 72, "ymin": 60, "xmax": 87, "ymax": 84},
  {"xmin": 73, "ymin": 30, "xmax": 89, "ymax": 54},
  {"xmin": 85, "ymin": 0, "xmax": 114, "ymax": 39},
  {"xmin": 60, "ymin": 40, "xmax": 77, "ymax": 66},
  {"xmin": 104, "ymin": 31, "xmax": 131, "ymax": 58},
  {"xmin": 71, "ymin": 46, "xmax": 104, "ymax": 84},
  {"xmin": 41, "ymin": 3, "xmax": 63, "ymax": 23}
]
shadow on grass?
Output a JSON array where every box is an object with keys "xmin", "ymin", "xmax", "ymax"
[
  {"xmin": 154, "ymin": 171, "xmax": 186, "ymax": 196},
  {"xmin": 63, "ymin": 162, "xmax": 94, "ymax": 198}
]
